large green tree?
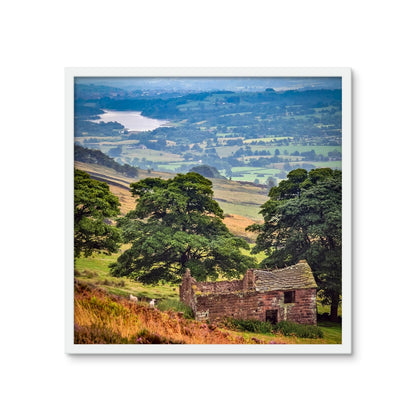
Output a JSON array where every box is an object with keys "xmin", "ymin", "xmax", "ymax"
[
  {"xmin": 110, "ymin": 172, "xmax": 255, "ymax": 283},
  {"xmin": 74, "ymin": 169, "xmax": 121, "ymax": 258},
  {"xmin": 248, "ymin": 168, "xmax": 342, "ymax": 321}
]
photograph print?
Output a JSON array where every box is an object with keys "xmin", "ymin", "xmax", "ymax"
[{"xmin": 66, "ymin": 68, "xmax": 351, "ymax": 354}]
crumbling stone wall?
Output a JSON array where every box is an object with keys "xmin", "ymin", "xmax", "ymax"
[
  {"xmin": 242, "ymin": 269, "xmax": 256, "ymax": 291},
  {"xmin": 194, "ymin": 279, "xmax": 243, "ymax": 294},
  {"xmin": 179, "ymin": 269, "xmax": 244, "ymax": 317},
  {"xmin": 179, "ymin": 269, "xmax": 197, "ymax": 312},
  {"xmin": 194, "ymin": 291, "xmax": 258, "ymax": 321},
  {"xmin": 179, "ymin": 269, "xmax": 317, "ymax": 325},
  {"xmin": 193, "ymin": 289, "xmax": 316, "ymax": 325},
  {"xmin": 283, "ymin": 288, "xmax": 317, "ymax": 325}
]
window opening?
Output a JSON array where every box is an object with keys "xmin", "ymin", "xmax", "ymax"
[{"xmin": 284, "ymin": 291, "xmax": 295, "ymax": 303}]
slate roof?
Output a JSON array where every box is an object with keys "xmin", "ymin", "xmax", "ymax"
[{"xmin": 253, "ymin": 260, "xmax": 317, "ymax": 292}]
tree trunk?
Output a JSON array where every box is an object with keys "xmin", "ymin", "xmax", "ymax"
[{"xmin": 330, "ymin": 292, "xmax": 340, "ymax": 322}]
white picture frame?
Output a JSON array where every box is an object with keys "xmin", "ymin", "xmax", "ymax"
[{"xmin": 65, "ymin": 67, "xmax": 351, "ymax": 354}]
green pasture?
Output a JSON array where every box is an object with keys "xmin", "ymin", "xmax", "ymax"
[
  {"xmin": 240, "ymin": 244, "xmax": 267, "ymax": 264},
  {"xmin": 308, "ymin": 160, "xmax": 342, "ymax": 169},
  {"xmin": 215, "ymin": 145, "xmax": 241, "ymax": 158},
  {"xmin": 208, "ymin": 143, "xmax": 341, "ymax": 165},
  {"xmin": 216, "ymin": 200, "xmax": 262, "ymax": 220},
  {"xmin": 75, "ymin": 252, "xmax": 179, "ymax": 301},
  {"xmin": 157, "ymin": 161, "xmax": 196, "ymax": 171},
  {"xmin": 231, "ymin": 167, "xmax": 281, "ymax": 175},
  {"xmin": 230, "ymin": 173, "xmax": 266, "ymax": 183},
  {"xmin": 228, "ymin": 166, "xmax": 282, "ymax": 184},
  {"xmin": 120, "ymin": 148, "xmax": 183, "ymax": 163},
  {"xmin": 316, "ymin": 322, "xmax": 342, "ymax": 344}
]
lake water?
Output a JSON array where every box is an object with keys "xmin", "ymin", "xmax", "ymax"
[{"xmin": 90, "ymin": 110, "xmax": 169, "ymax": 132}]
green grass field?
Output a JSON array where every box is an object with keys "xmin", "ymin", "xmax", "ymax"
[
  {"xmin": 75, "ymin": 252, "xmax": 179, "ymax": 301},
  {"xmin": 240, "ymin": 244, "xmax": 267, "ymax": 264},
  {"xmin": 229, "ymin": 166, "xmax": 282, "ymax": 184},
  {"xmin": 306, "ymin": 160, "xmax": 342, "ymax": 169},
  {"xmin": 216, "ymin": 200, "xmax": 262, "ymax": 220}
]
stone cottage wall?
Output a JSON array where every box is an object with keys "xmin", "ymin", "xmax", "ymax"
[
  {"xmin": 179, "ymin": 270, "xmax": 317, "ymax": 325},
  {"xmin": 193, "ymin": 288, "xmax": 317, "ymax": 325},
  {"xmin": 194, "ymin": 291, "xmax": 259, "ymax": 321},
  {"xmin": 179, "ymin": 271, "xmax": 244, "ymax": 316},
  {"xmin": 194, "ymin": 279, "xmax": 243, "ymax": 294},
  {"xmin": 242, "ymin": 269, "xmax": 256, "ymax": 290},
  {"xmin": 179, "ymin": 270, "xmax": 197, "ymax": 312},
  {"xmin": 284, "ymin": 288, "xmax": 317, "ymax": 325}
]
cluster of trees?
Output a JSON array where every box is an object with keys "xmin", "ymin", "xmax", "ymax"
[
  {"xmin": 248, "ymin": 168, "xmax": 342, "ymax": 321},
  {"xmin": 74, "ymin": 167, "xmax": 342, "ymax": 320},
  {"xmin": 129, "ymin": 125, "xmax": 213, "ymax": 150},
  {"xmin": 74, "ymin": 169, "xmax": 121, "ymax": 259},
  {"xmin": 288, "ymin": 149, "xmax": 337, "ymax": 162},
  {"xmin": 74, "ymin": 120, "xmax": 124, "ymax": 137},
  {"xmin": 109, "ymin": 173, "xmax": 256, "ymax": 283},
  {"xmin": 234, "ymin": 147, "xmax": 271, "ymax": 157},
  {"xmin": 189, "ymin": 164, "xmax": 225, "ymax": 179}
]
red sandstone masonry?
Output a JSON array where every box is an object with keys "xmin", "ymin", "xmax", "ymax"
[
  {"xmin": 179, "ymin": 269, "xmax": 197, "ymax": 312},
  {"xmin": 194, "ymin": 289, "xmax": 317, "ymax": 325},
  {"xmin": 179, "ymin": 264, "xmax": 317, "ymax": 325},
  {"xmin": 195, "ymin": 279, "xmax": 243, "ymax": 293},
  {"xmin": 243, "ymin": 269, "xmax": 256, "ymax": 291}
]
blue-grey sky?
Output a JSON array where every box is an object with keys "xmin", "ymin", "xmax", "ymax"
[{"xmin": 75, "ymin": 77, "xmax": 341, "ymax": 92}]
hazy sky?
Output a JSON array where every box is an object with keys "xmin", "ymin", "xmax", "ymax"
[{"xmin": 75, "ymin": 77, "xmax": 341, "ymax": 92}]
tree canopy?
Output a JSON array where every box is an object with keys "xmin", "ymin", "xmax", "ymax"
[
  {"xmin": 110, "ymin": 172, "xmax": 256, "ymax": 283},
  {"xmin": 74, "ymin": 169, "xmax": 121, "ymax": 258},
  {"xmin": 189, "ymin": 164, "xmax": 224, "ymax": 179},
  {"xmin": 248, "ymin": 168, "xmax": 342, "ymax": 320}
]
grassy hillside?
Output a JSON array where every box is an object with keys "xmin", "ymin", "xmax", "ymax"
[
  {"xmin": 75, "ymin": 161, "xmax": 268, "ymax": 224},
  {"xmin": 75, "ymin": 250, "xmax": 341, "ymax": 345},
  {"xmin": 73, "ymin": 162, "xmax": 341, "ymax": 344},
  {"xmin": 75, "ymin": 280, "xmax": 276, "ymax": 344},
  {"xmin": 74, "ymin": 278, "xmax": 341, "ymax": 345}
]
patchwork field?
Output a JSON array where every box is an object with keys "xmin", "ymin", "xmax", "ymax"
[{"xmin": 76, "ymin": 131, "xmax": 342, "ymax": 186}]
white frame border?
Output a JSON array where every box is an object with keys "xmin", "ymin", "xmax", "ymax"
[{"xmin": 65, "ymin": 67, "xmax": 352, "ymax": 354}]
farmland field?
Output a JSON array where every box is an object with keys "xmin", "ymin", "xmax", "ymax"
[{"xmin": 75, "ymin": 135, "xmax": 342, "ymax": 183}]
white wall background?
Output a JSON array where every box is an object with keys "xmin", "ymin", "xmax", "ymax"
[{"xmin": 1, "ymin": 1, "xmax": 414, "ymax": 415}]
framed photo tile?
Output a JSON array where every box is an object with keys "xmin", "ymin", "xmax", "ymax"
[{"xmin": 65, "ymin": 67, "xmax": 351, "ymax": 354}]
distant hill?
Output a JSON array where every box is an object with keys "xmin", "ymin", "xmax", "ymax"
[
  {"xmin": 74, "ymin": 83, "xmax": 129, "ymax": 100},
  {"xmin": 74, "ymin": 145, "xmax": 138, "ymax": 178},
  {"xmin": 189, "ymin": 164, "xmax": 225, "ymax": 179}
]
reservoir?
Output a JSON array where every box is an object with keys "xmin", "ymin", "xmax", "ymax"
[{"xmin": 90, "ymin": 110, "xmax": 170, "ymax": 132}]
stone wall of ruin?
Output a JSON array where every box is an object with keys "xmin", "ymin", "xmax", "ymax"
[
  {"xmin": 193, "ymin": 288, "xmax": 317, "ymax": 325},
  {"xmin": 179, "ymin": 270, "xmax": 317, "ymax": 325}
]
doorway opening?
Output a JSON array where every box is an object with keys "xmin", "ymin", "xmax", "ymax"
[{"xmin": 265, "ymin": 309, "xmax": 278, "ymax": 325}]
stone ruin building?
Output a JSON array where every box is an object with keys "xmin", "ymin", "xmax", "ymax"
[{"xmin": 180, "ymin": 260, "xmax": 318, "ymax": 325}]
